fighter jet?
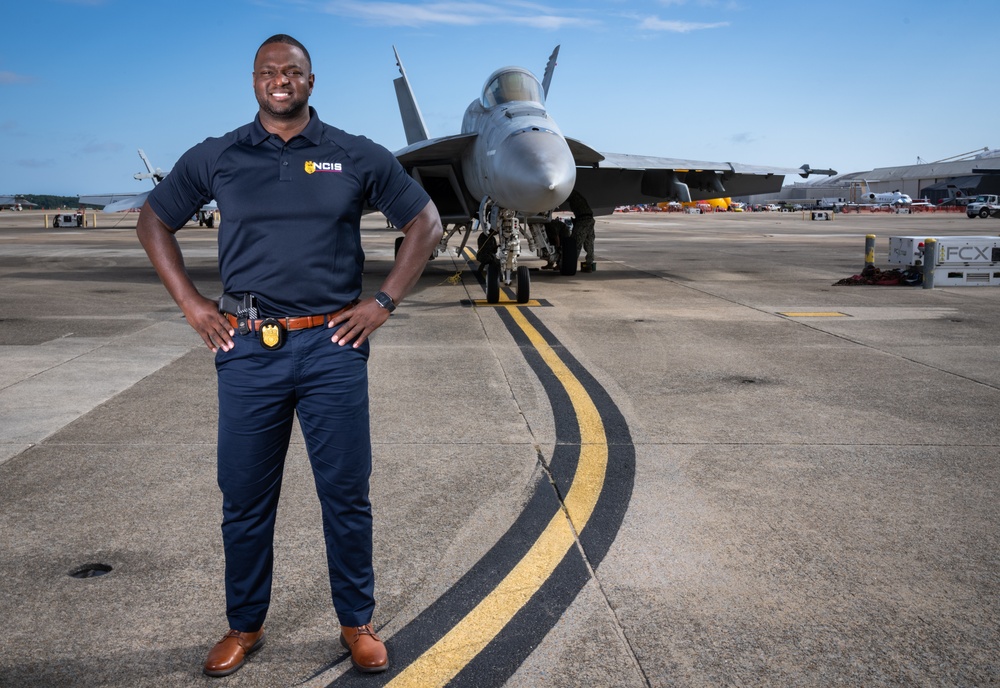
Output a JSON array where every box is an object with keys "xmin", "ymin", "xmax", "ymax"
[
  {"xmin": 390, "ymin": 45, "xmax": 835, "ymax": 303},
  {"xmin": 79, "ymin": 149, "xmax": 217, "ymax": 226},
  {"xmin": 0, "ymin": 195, "xmax": 37, "ymax": 210}
]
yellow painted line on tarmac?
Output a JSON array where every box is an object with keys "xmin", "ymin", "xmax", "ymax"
[
  {"xmin": 461, "ymin": 247, "xmax": 542, "ymax": 307},
  {"xmin": 386, "ymin": 305, "xmax": 608, "ymax": 688},
  {"xmin": 778, "ymin": 312, "xmax": 849, "ymax": 317},
  {"xmin": 472, "ymin": 298, "xmax": 542, "ymax": 307}
]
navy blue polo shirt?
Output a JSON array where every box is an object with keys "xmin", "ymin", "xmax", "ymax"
[{"xmin": 148, "ymin": 107, "xmax": 429, "ymax": 316}]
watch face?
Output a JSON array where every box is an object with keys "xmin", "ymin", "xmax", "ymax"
[{"xmin": 376, "ymin": 292, "xmax": 395, "ymax": 311}]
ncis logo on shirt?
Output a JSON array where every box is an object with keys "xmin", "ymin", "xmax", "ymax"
[{"xmin": 304, "ymin": 161, "xmax": 343, "ymax": 174}]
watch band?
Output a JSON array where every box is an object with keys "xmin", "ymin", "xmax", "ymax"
[{"xmin": 374, "ymin": 290, "xmax": 396, "ymax": 313}]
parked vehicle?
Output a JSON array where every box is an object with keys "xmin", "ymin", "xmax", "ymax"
[
  {"xmin": 966, "ymin": 194, "xmax": 1000, "ymax": 219},
  {"xmin": 52, "ymin": 212, "xmax": 84, "ymax": 228}
]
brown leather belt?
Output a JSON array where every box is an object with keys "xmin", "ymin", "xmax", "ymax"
[{"xmin": 225, "ymin": 300, "xmax": 357, "ymax": 333}]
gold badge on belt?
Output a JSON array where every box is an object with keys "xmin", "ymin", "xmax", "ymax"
[{"xmin": 259, "ymin": 318, "xmax": 285, "ymax": 350}]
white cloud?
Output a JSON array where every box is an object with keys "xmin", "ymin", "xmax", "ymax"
[
  {"xmin": 16, "ymin": 158, "xmax": 55, "ymax": 169},
  {"xmin": 639, "ymin": 16, "xmax": 729, "ymax": 32},
  {"xmin": 320, "ymin": 1, "xmax": 596, "ymax": 29},
  {"xmin": 0, "ymin": 71, "xmax": 31, "ymax": 85},
  {"xmin": 81, "ymin": 142, "xmax": 125, "ymax": 154}
]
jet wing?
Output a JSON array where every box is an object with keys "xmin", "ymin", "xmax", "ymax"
[
  {"xmin": 80, "ymin": 192, "xmax": 216, "ymax": 216},
  {"xmin": 394, "ymin": 133, "xmax": 478, "ymax": 223},
  {"xmin": 1, "ymin": 195, "xmax": 38, "ymax": 207},
  {"xmin": 395, "ymin": 132, "xmax": 477, "ymax": 167},
  {"xmin": 571, "ymin": 146, "xmax": 829, "ymax": 215},
  {"xmin": 79, "ymin": 191, "xmax": 151, "ymax": 213},
  {"xmin": 393, "ymin": 133, "xmax": 829, "ymax": 220}
]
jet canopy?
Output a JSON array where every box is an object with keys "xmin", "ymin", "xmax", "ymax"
[{"xmin": 481, "ymin": 68, "xmax": 544, "ymax": 108}]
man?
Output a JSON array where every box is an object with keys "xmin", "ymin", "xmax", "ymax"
[
  {"xmin": 567, "ymin": 189, "xmax": 596, "ymax": 273},
  {"xmin": 136, "ymin": 34, "xmax": 442, "ymax": 677},
  {"xmin": 540, "ymin": 217, "xmax": 566, "ymax": 270}
]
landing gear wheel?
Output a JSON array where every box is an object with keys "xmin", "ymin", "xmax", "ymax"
[
  {"xmin": 206, "ymin": 215, "xmax": 214, "ymax": 229},
  {"xmin": 560, "ymin": 236, "xmax": 578, "ymax": 276},
  {"xmin": 477, "ymin": 232, "xmax": 488, "ymax": 249},
  {"xmin": 394, "ymin": 235, "xmax": 404, "ymax": 257},
  {"xmin": 486, "ymin": 262, "xmax": 500, "ymax": 304},
  {"xmin": 516, "ymin": 265, "xmax": 530, "ymax": 303}
]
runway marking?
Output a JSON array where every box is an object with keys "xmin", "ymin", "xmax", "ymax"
[
  {"xmin": 460, "ymin": 246, "xmax": 546, "ymax": 307},
  {"xmin": 324, "ymin": 262, "xmax": 635, "ymax": 687},
  {"xmin": 471, "ymin": 298, "xmax": 542, "ymax": 307},
  {"xmin": 778, "ymin": 312, "xmax": 850, "ymax": 317},
  {"xmin": 385, "ymin": 308, "xmax": 607, "ymax": 687}
]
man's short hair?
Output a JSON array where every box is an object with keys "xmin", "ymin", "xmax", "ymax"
[{"xmin": 255, "ymin": 34, "xmax": 312, "ymax": 72}]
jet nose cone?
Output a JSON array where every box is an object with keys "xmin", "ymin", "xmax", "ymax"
[{"xmin": 491, "ymin": 129, "xmax": 576, "ymax": 213}]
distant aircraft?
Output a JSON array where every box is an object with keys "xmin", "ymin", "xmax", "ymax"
[
  {"xmin": 79, "ymin": 150, "xmax": 217, "ymax": 226},
  {"xmin": 851, "ymin": 180, "xmax": 913, "ymax": 207},
  {"xmin": 938, "ymin": 184, "xmax": 974, "ymax": 207},
  {"xmin": 390, "ymin": 46, "xmax": 836, "ymax": 303},
  {"xmin": 0, "ymin": 195, "xmax": 38, "ymax": 210}
]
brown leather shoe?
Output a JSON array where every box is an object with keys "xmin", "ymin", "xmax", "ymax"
[
  {"xmin": 203, "ymin": 628, "xmax": 265, "ymax": 677},
  {"xmin": 340, "ymin": 624, "xmax": 388, "ymax": 673}
]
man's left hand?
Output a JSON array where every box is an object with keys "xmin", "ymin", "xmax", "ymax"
[{"xmin": 328, "ymin": 299, "xmax": 390, "ymax": 347}]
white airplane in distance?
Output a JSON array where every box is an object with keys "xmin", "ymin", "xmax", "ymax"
[
  {"xmin": 855, "ymin": 180, "xmax": 913, "ymax": 207},
  {"xmin": 79, "ymin": 149, "xmax": 217, "ymax": 226}
]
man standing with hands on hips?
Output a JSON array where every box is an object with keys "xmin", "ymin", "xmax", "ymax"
[{"xmin": 136, "ymin": 34, "xmax": 442, "ymax": 677}]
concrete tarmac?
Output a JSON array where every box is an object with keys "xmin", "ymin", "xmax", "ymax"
[{"xmin": 1, "ymin": 208, "xmax": 998, "ymax": 687}]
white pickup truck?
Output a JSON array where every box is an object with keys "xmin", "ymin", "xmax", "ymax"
[{"xmin": 966, "ymin": 194, "xmax": 1000, "ymax": 219}]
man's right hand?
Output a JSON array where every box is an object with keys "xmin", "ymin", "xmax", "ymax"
[
  {"xmin": 182, "ymin": 295, "xmax": 235, "ymax": 353},
  {"xmin": 137, "ymin": 200, "xmax": 235, "ymax": 353}
]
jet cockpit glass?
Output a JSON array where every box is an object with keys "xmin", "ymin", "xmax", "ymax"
[{"xmin": 481, "ymin": 69, "xmax": 544, "ymax": 108}]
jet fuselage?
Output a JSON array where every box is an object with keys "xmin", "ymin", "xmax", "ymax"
[{"xmin": 863, "ymin": 191, "xmax": 912, "ymax": 205}]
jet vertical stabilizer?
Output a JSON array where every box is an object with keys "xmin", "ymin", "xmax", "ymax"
[
  {"xmin": 541, "ymin": 45, "xmax": 559, "ymax": 100},
  {"xmin": 134, "ymin": 149, "xmax": 165, "ymax": 185},
  {"xmin": 393, "ymin": 47, "xmax": 430, "ymax": 145}
]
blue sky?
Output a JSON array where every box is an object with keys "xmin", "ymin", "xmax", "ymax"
[{"xmin": 1, "ymin": 0, "xmax": 996, "ymax": 197}]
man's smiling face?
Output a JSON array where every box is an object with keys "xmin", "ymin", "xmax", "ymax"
[{"xmin": 252, "ymin": 42, "xmax": 314, "ymax": 120}]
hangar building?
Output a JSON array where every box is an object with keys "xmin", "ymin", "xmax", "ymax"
[{"xmin": 745, "ymin": 147, "xmax": 1000, "ymax": 206}]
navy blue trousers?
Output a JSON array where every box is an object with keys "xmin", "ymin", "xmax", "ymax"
[{"xmin": 214, "ymin": 324, "xmax": 374, "ymax": 631}]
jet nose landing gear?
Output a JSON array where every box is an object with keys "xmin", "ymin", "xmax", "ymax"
[
  {"xmin": 482, "ymin": 250, "xmax": 531, "ymax": 304},
  {"xmin": 477, "ymin": 200, "xmax": 531, "ymax": 304}
]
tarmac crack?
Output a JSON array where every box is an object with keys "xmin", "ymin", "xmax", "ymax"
[
  {"xmin": 534, "ymin": 445, "xmax": 654, "ymax": 688},
  {"xmin": 0, "ymin": 338, "xmax": 101, "ymax": 393},
  {"xmin": 464, "ymin": 264, "xmax": 649, "ymax": 684},
  {"xmin": 617, "ymin": 263, "xmax": 1000, "ymax": 394}
]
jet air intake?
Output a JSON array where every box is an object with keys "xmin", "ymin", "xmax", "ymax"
[{"xmin": 488, "ymin": 127, "xmax": 576, "ymax": 213}]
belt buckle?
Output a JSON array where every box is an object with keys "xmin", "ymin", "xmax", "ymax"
[{"xmin": 258, "ymin": 318, "xmax": 285, "ymax": 350}]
